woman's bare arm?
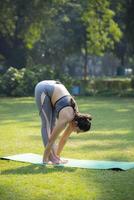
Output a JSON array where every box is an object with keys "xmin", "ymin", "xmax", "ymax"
[
  {"xmin": 43, "ymin": 107, "xmax": 75, "ymax": 163},
  {"xmin": 56, "ymin": 123, "xmax": 74, "ymax": 156},
  {"xmin": 43, "ymin": 119, "xmax": 67, "ymax": 162}
]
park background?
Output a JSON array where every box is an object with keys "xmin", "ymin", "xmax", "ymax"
[
  {"xmin": 0, "ymin": 0, "xmax": 134, "ymax": 97},
  {"xmin": 0, "ymin": 1, "xmax": 134, "ymax": 200}
]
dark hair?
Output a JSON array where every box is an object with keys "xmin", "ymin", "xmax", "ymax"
[{"xmin": 74, "ymin": 113, "xmax": 92, "ymax": 132}]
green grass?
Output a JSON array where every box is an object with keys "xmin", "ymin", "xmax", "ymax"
[{"xmin": 0, "ymin": 96, "xmax": 134, "ymax": 200}]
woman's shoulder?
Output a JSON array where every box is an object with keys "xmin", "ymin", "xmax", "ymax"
[{"xmin": 58, "ymin": 106, "xmax": 75, "ymax": 123}]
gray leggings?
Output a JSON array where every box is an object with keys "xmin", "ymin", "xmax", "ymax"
[{"xmin": 35, "ymin": 81, "xmax": 56, "ymax": 146}]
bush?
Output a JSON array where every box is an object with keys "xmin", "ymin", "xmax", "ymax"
[
  {"xmin": 31, "ymin": 64, "xmax": 55, "ymax": 82},
  {"xmin": 0, "ymin": 75, "xmax": 3, "ymax": 95},
  {"xmin": 1, "ymin": 67, "xmax": 24, "ymax": 96},
  {"xmin": 0, "ymin": 66, "xmax": 133, "ymax": 97},
  {"xmin": 119, "ymin": 89, "xmax": 134, "ymax": 97},
  {"xmin": 91, "ymin": 78, "xmax": 131, "ymax": 96},
  {"xmin": 21, "ymin": 69, "xmax": 38, "ymax": 96},
  {"xmin": 0, "ymin": 65, "xmax": 57, "ymax": 96},
  {"xmin": 131, "ymin": 76, "xmax": 134, "ymax": 89},
  {"xmin": 71, "ymin": 77, "xmax": 133, "ymax": 97},
  {"xmin": 0, "ymin": 65, "xmax": 74, "ymax": 97},
  {"xmin": 60, "ymin": 74, "xmax": 74, "ymax": 91}
]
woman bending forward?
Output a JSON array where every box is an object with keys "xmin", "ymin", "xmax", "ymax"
[{"xmin": 35, "ymin": 80, "xmax": 92, "ymax": 164}]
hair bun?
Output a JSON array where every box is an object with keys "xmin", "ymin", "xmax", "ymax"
[{"xmin": 85, "ymin": 114, "xmax": 92, "ymax": 121}]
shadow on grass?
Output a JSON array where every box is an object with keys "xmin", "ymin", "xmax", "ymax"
[
  {"xmin": 0, "ymin": 97, "xmax": 134, "ymax": 200},
  {"xmin": 70, "ymin": 131, "xmax": 134, "ymax": 142},
  {"xmin": 77, "ymin": 142, "xmax": 130, "ymax": 152},
  {"xmin": 0, "ymin": 97, "xmax": 37, "ymax": 124},
  {"xmin": 1, "ymin": 162, "xmax": 76, "ymax": 175},
  {"xmin": 1, "ymin": 166, "xmax": 134, "ymax": 200}
]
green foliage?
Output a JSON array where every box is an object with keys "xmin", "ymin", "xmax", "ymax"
[
  {"xmin": 0, "ymin": 0, "xmax": 56, "ymax": 67},
  {"xmin": 1, "ymin": 67, "xmax": 24, "ymax": 96},
  {"xmin": 0, "ymin": 67, "xmax": 36, "ymax": 96},
  {"xmin": 131, "ymin": 76, "xmax": 134, "ymax": 89},
  {"xmin": 93, "ymin": 78, "xmax": 131, "ymax": 92},
  {"xmin": 24, "ymin": 23, "xmax": 43, "ymax": 49},
  {"xmin": 125, "ymin": 0, "xmax": 134, "ymax": 54},
  {"xmin": 0, "ymin": 66, "xmax": 73, "ymax": 97},
  {"xmin": 32, "ymin": 65, "xmax": 55, "ymax": 81},
  {"xmin": 0, "ymin": 1, "xmax": 16, "ymax": 37},
  {"xmin": 0, "ymin": 66, "xmax": 133, "ymax": 97},
  {"xmin": 17, "ymin": 69, "xmax": 38, "ymax": 96},
  {"xmin": 72, "ymin": 77, "xmax": 133, "ymax": 97},
  {"xmin": 0, "ymin": 75, "xmax": 3, "ymax": 95},
  {"xmin": 59, "ymin": 74, "xmax": 74, "ymax": 91},
  {"xmin": 90, "ymin": 78, "xmax": 132, "ymax": 96},
  {"xmin": 0, "ymin": 0, "xmax": 122, "ymax": 69},
  {"xmin": 82, "ymin": 0, "xmax": 122, "ymax": 55}
]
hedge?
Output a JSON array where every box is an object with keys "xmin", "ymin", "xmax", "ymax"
[
  {"xmin": 0, "ymin": 66, "xmax": 134, "ymax": 97},
  {"xmin": 73, "ymin": 78, "xmax": 134, "ymax": 97},
  {"xmin": 0, "ymin": 66, "xmax": 73, "ymax": 97}
]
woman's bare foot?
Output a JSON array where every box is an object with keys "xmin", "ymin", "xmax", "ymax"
[
  {"xmin": 49, "ymin": 153, "xmax": 60, "ymax": 164},
  {"xmin": 58, "ymin": 159, "xmax": 68, "ymax": 164},
  {"xmin": 43, "ymin": 152, "xmax": 68, "ymax": 165}
]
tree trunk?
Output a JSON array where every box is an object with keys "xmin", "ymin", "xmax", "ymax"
[{"xmin": 83, "ymin": 31, "xmax": 88, "ymax": 80}]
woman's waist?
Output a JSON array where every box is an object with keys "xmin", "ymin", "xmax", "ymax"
[
  {"xmin": 53, "ymin": 95, "xmax": 73, "ymax": 117},
  {"xmin": 51, "ymin": 93, "xmax": 71, "ymax": 105}
]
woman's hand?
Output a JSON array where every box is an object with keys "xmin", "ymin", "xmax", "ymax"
[
  {"xmin": 51, "ymin": 144, "xmax": 58, "ymax": 157},
  {"xmin": 44, "ymin": 152, "xmax": 68, "ymax": 164},
  {"xmin": 69, "ymin": 121, "xmax": 81, "ymax": 133},
  {"xmin": 69, "ymin": 121, "xmax": 78, "ymax": 132},
  {"xmin": 50, "ymin": 145, "xmax": 68, "ymax": 164},
  {"xmin": 43, "ymin": 145, "xmax": 68, "ymax": 164},
  {"xmin": 49, "ymin": 152, "xmax": 60, "ymax": 164}
]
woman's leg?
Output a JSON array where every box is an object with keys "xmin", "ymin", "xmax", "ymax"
[
  {"xmin": 40, "ymin": 93, "xmax": 53, "ymax": 146},
  {"xmin": 35, "ymin": 82, "xmax": 53, "ymax": 145}
]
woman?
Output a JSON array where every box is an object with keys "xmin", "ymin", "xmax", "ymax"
[{"xmin": 35, "ymin": 80, "xmax": 92, "ymax": 164}]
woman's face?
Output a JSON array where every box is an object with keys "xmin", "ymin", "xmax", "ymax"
[
  {"xmin": 75, "ymin": 126, "xmax": 82, "ymax": 133},
  {"xmin": 71, "ymin": 121, "xmax": 82, "ymax": 133},
  {"xmin": 74, "ymin": 122, "xmax": 82, "ymax": 134}
]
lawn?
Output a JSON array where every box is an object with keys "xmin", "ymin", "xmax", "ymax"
[{"xmin": 0, "ymin": 96, "xmax": 134, "ymax": 200}]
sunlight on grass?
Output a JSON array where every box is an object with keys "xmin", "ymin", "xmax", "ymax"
[
  {"xmin": 116, "ymin": 108, "xmax": 130, "ymax": 112},
  {"xmin": 0, "ymin": 97, "xmax": 134, "ymax": 200}
]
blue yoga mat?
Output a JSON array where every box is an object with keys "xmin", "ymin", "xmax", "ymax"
[{"xmin": 1, "ymin": 153, "xmax": 134, "ymax": 170}]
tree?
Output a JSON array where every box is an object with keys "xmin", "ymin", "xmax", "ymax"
[
  {"xmin": 81, "ymin": 0, "xmax": 122, "ymax": 79},
  {"xmin": 110, "ymin": 0, "xmax": 134, "ymax": 69},
  {"xmin": 0, "ymin": 0, "xmax": 56, "ymax": 68},
  {"xmin": 31, "ymin": 0, "xmax": 122, "ymax": 79},
  {"xmin": 0, "ymin": 0, "xmax": 122, "ymax": 79}
]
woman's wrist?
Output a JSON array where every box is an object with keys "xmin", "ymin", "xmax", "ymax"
[{"xmin": 69, "ymin": 121, "xmax": 76, "ymax": 131}]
